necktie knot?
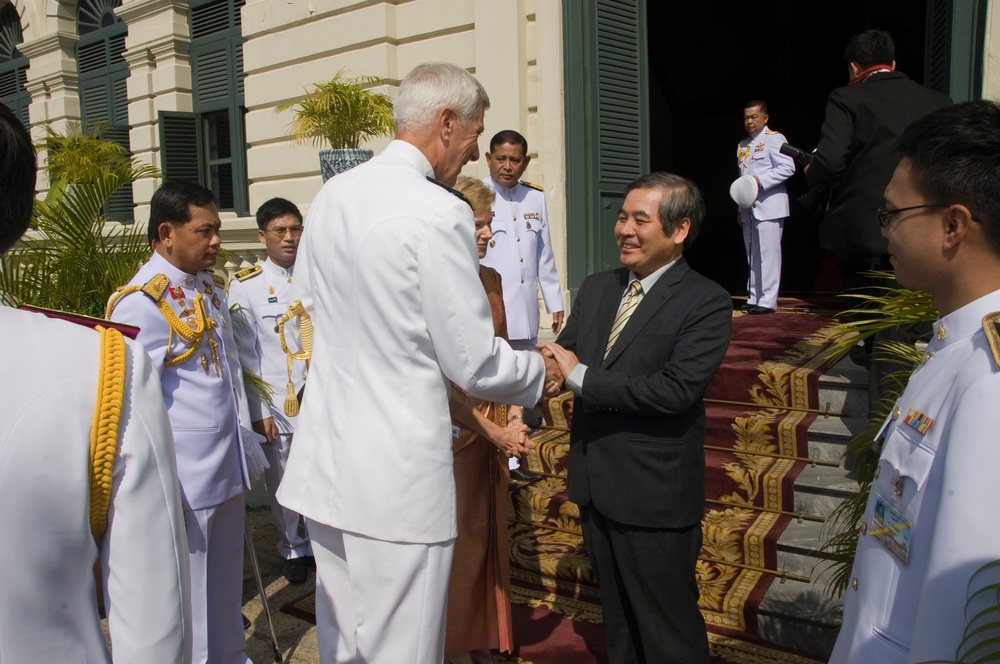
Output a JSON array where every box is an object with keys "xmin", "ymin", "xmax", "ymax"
[{"xmin": 625, "ymin": 281, "xmax": 642, "ymax": 302}]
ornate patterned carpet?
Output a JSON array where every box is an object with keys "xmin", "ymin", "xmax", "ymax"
[{"xmin": 280, "ymin": 298, "xmax": 840, "ymax": 663}]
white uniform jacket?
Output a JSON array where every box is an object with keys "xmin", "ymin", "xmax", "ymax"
[
  {"xmin": 736, "ymin": 127, "xmax": 794, "ymax": 221},
  {"xmin": 109, "ymin": 252, "xmax": 252, "ymax": 511},
  {"xmin": 0, "ymin": 306, "xmax": 191, "ymax": 663},
  {"xmin": 480, "ymin": 176, "xmax": 563, "ymax": 342},
  {"xmin": 830, "ymin": 290, "xmax": 1000, "ymax": 663},
  {"xmin": 277, "ymin": 139, "xmax": 546, "ymax": 545},
  {"xmin": 228, "ymin": 258, "xmax": 307, "ymax": 433}
]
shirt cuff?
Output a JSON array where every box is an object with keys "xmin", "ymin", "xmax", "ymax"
[{"xmin": 566, "ymin": 363, "xmax": 587, "ymax": 395}]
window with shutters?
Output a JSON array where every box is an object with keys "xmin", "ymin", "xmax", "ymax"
[
  {"xmin": 77, "ymin": 0, "xmax": 134, "ymax": 221},
  {"xmin": 160, "ymin": 0, "xmax": 248, "ymax": 215},
  {"xmin": 0, "ymin": 5, "xmax": 29, "ymax": 127},
  {"xmin": 563, "ymin": 0, "xmax": 649, "ymax": 287}
]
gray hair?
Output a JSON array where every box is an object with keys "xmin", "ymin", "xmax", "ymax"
[
  {"xmin": 624, "ymin": 172, "xmax": 706, "ymax": 250},
  {"xmin": 394, "ymin": 63, "xmax": 490, "ymax": 133}
]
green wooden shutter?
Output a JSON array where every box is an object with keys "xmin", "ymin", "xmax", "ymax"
[
  {"xmin": 77, "ymin": 0, "xmax": 134, "ymax": 221},
  {"xmin": 563, "ymin": 0, "xmax": 649, "ymax": 287},
  {"xmin": 159, "ymin": 111, "xmax": 202, "ymax": 182},
  {"xmin": 0, "ymin": 5, "xmax": 30, "ymax": 127},
  {"xmin": 187, "ymin": 0, "xmax": 248, "ymax": 214}
]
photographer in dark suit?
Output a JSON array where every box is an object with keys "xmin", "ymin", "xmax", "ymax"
[
  {"xmin": 541, "ymin": 172, "xmax": 732, "ymax": 664},
  {"xmin": 806, "ymin": 29, "xmax": 951, "ymax": 302}
]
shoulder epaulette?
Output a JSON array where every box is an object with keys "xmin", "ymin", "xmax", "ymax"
[
  {"xmin": 426, "ymin": 176, "xmax": 473, "ymax": 210},
  {"xmin": 765, "ymin": 129, "xmax": 778, "ymax": 135},
  {"xmin": 105, "ymin": 274, "xmax": 169, "ymax": 320},
  {"xmin": 17, "ymin": 304, "xmax": 141, "ymax": 340},
  {"xmin": 235, "ymin": 265, "xmax": 262, "ymax": 282},
  {"xmin": 982, "ymin": 312, "xmax": 1000, "ymax": 370},
  {"xmin": 142, "ymin": 274, "xmax": 170, "ymax": 301},
  {"xmin": 520, "ymin": 180, "xmax": 544, "ymax": 191},
  {"xmin": 212, "ymin": 273, "xmax": 226, "ymax": 288}
]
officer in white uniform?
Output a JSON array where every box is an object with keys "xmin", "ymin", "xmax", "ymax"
[
  {"xmin": 734, "ymin": 101, "xmax": 794, "ymax": 313},
  {"xmin": 277, "ymin": 63, "xmax": 559, "ymax": 664},
  {"xmin": 228, "ymin": 197, "xmax": 312, "ymax": 584},
  {"xmin": 481, "ymin": 130, "xmax": 564, "ymax": 350},
  {"xmin": 830, "ymin": 100, "xmax": 1000, "ymax": 663},
  {"xmin": 108, "ymin": 181, "xmax": 256, "ymax": 664},
  {"xmin": 0, "ymin": 104, "xmax": 192, "ymax": 664}
]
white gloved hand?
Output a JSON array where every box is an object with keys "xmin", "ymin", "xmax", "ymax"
[{"xmin": 240, "ymin": 425, "xmax": 270, "ymax": 480}]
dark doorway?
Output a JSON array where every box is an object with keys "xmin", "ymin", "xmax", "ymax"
[{"xmin": 646, "ymin": 0, "xmax": 931, "ymax": 295}]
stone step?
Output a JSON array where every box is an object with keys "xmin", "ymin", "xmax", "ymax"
[
  {"xmin": 794, "ymin": 464, "xmax": 861, "ymax": 519},
  {"xmin": 818, "ymin": 356, "xmax": 869, "ymax": 419},
  {"xmin": 757, "ymin": 577, "xmax": 842, "ymax": 658},
  {"xmin": 805, "ymin": 414, "xmax": 869, "ymax": 464}
]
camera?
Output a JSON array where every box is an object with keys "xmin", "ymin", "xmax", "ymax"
[{"xmin": 779, "ymin": 143, "xmax": 814, "ymax": 167}]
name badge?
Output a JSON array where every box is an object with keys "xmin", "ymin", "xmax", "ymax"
[
  {"xmin": 870, "ymin": 491, "xmax": 913, "ymax": 565},
  {"xmin": 268, "ymin": 296, "xmax": 278, "ymax": 303},
  {"xmin": 451, "ymin": 424, "xmax": 461, "ymax": 439}
]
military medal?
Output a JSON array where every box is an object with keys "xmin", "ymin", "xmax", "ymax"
[
  {"xmin": 902, "ymin": 408, "xmax": 934, "ymax": 435},
  {"xmin": 169, "ymin": 286, "xmax": 184, "ymax": 300},
  {"xmin": 208, "ymin": 336, "xmax": 222, "ymax": 376}
]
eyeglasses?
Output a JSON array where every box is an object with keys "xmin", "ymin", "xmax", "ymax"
[
  {"xmin": 876, "ymin": 204, "xmax": 951, "ymax": 228},
  {"xmin": 266, "ymin": 225, "xmax": 304, "ymax": 238}
]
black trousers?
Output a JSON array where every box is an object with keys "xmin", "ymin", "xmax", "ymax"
[{"xmin": 582, "ymin": 506, "xmax": 708, "ymax": 664}]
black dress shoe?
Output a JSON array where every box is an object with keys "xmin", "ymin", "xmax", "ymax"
[
  {"xmin": 739, "ymin": 302, "xmax": 756, "ymax": 311},
  {"xmin": 303, "ymin": 554, "xmax": 317, "ymax": 570},
  {"xmin": 748, "ymin": 305, "xmax": 776, "ymax": 314},
  {"xmin": 510, "ymin": 467, "xmax": 543, "ymax": 483},
  {"xmin": 283, "ymin": 557, "xmax": 308, "ymax": 585}
]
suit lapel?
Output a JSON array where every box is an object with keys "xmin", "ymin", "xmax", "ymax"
[
  {"xmin": 592, "ymin": 269, "xmax": 630, "ymax": 364},
  {"xmin": 602, "ymin": 258, "xmax": 690, "ymax": 368}
]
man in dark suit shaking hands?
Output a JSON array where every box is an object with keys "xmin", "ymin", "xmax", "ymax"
[{"xmin": 541, "ymin": 172, "xmax": 732, "ymax": 663}]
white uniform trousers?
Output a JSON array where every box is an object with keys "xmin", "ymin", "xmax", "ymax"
[
  {"xmin": 262, "ymin": 434, "xmax": 312, "ymax": 559},
  {"xmin": 741, "ymin": 214, "xmax": 785, "ymax": 309},
  {"xmin": 185, "ymin": 494, "xmax": 249, "ymax": 664},
  {"xmin": 306, "ymin": 519, "xmax": 454, "ymax": 663}
]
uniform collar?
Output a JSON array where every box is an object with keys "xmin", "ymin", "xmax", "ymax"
[
  {"xmin": 263, "ymin": 257, "xmax": 293, "ymax": 278},
  {"xmin": 747, "ymin": 125, "xmax": 769, "ymax": 142},
  {"xmin": 929, "ymin": 289, "xmax": 1000, "ymax": 352},
  {"xmin": 384, "ymin": 139, "xmax": 435, "ymax": 179},
  {"xmin": 487, "ymin": 176, "xmax": 519, "ymax": 199},
  {"xmin": 150, "ymin": 250, "xmax": 205, "ymax": 288}
]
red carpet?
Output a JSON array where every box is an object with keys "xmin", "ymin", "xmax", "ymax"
[{"xmin": 281, "ymin": 298, "xmax": 837, "ymax": 663}]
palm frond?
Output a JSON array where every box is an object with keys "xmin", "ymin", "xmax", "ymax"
[
  {"xmin": 0, "ymin": 132, "xmax": 159, "ymax": 318},
  {"xmin": 276, "ymin": 69, "xmax": 395, "ymax": 149}
]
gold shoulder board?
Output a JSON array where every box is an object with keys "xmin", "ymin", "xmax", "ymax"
[
  {"xmin": 766, "ymin": 129, "xmax": 778, "ymax": 135},
  {"xmin": 982, "ymin": 312, "xmax": 1000, "ymax": 370},
  {"xmin": 141, "ymin": 274, "xmax": 170, "ymax": 301},
  {"xmin": 212, "ymin": 272, "xmax": 226, "ymax": 288},
  {"xmin": 235, "ymin": 265, "xmax": 262, "ymax": 282},
  {"xmin": 520, "ymin": 180, "xmax": 544, "ymax": 191}
]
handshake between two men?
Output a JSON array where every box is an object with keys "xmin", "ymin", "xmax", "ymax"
[{"xmin": 486, "ymin": 343, "xmax": 575, "ymax": 462}]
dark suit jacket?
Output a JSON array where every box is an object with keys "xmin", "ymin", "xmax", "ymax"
[
  {"xmin": 556, "ymin": 258, "xmax": 732, "ymax": 529},
  {"xmin": 805, "ymin": 71, "xmax": 951, "ymax": 256}
]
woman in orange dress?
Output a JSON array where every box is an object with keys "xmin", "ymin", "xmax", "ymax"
[{"xmin": 445, "ymin": 176, "xmax": 532, "ymax": 664}]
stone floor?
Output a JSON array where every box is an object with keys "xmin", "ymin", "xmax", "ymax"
[{"xmin": 242, "ymin": 507, "xmax": 319, "ymax": 663}]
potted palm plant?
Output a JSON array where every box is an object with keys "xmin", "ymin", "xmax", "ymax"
[{"xmin": 276, "ymin": 69, "xmax": 395, "ymax": 181}]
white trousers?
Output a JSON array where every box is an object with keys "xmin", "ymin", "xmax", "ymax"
[
  {"xmin": 185, "ymin": 494, "xmax": 249, "ymax": 664},
  {"xmin": 306, "ymin": 519, "xmax": 454, "ymax": 664},
  {"xmin": 741, "ymin": 214, "xmax": 785, "ymax": 309},
  {"xmin": 262, "ymin": 434, "xmax": 311, "ymax": 559}
]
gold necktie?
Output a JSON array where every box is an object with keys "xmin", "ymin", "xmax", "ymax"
[{"xmin": 604, "ymin": 281, "xmax": 643, "ymax": 360}]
